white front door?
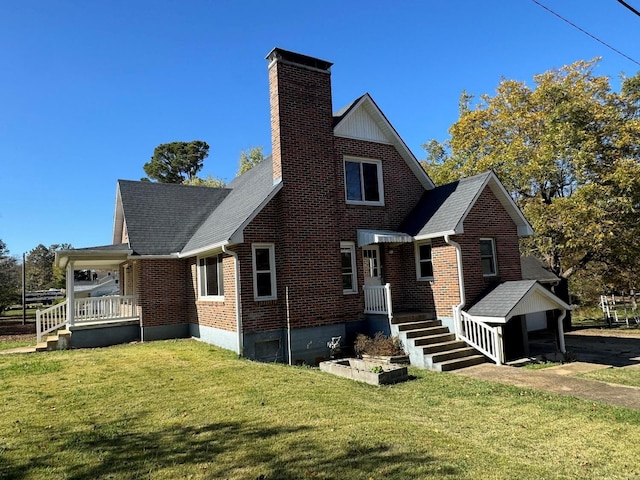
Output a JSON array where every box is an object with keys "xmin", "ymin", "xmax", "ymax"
[{"xmin": 363, "ymin": 245, "xmax": 382, "ymax": 286}]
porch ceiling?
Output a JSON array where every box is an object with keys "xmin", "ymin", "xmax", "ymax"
[
  {"xmin": 357, "ymin": 229, "xmax": 413, "ymax": 247},
  {"xmin": 56, "ymin": 245, "xmax": 132, "ymax": 269},
  {"xmin": 466, "ymin": 280, "xmax": 572, "ymax": 324}
]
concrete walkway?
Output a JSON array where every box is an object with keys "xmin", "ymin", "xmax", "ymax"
[
  {"xmin": 456, "ymin": 361, "xmax": 640, "ymax": 410},
  {"xmin": 0, "ymin": 346, "xmax": 36, "ymax": 355}
]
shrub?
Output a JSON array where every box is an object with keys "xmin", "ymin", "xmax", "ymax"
[{"xmin": 354, "ymin": 332, "xmax": 405, "ymax": 357}]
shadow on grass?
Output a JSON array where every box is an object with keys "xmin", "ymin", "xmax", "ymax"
[{"xmin": 2, "ymin": 416, "xmax": 444, "ymax": 479}]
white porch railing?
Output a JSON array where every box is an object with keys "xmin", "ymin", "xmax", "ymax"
[
  {"xmin": 363, "ymin": 284, "xmax": 393, "ymax": 319},
  {"xmin": 36, "ymin": 300, "xmax": 68, "ymax": 343},
  {"xmin": 36, "ymin": 295, "xmax": 139, "ymax": 343},
  {"xmin": 455, "ymin": 307, "xmax": 504, "ymax": 365},
  {"xmin": 73, "ymin": 295, "xmax": 138, "ymax": 324}
]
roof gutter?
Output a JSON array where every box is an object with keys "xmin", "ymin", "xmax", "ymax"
[
  {"xmin": 444, "ymin": 234, "xmax": 465, "ymax": 312},
  {"xmin": 222, "ymin": 244, "xmax": 243, "ymax": 357}
]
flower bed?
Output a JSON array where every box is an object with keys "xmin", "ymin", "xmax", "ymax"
[{"xmin": 319, "ymin": 358, "xmax": 409, "ymax": 386}]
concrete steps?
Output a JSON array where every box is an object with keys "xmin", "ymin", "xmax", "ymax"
[
  {"xmin": 390, "ymin": 312, "xmax": 486, "ymax": 371},
  {"xmin": 35, "ymin": 330, "xmax": 71, "ymax": 352}
]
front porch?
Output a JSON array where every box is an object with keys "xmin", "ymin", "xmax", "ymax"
[{"xmin": 36, "ymin": 244, "xmax": 141, "ymax": 348}]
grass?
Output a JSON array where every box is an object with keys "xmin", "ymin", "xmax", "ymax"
[
  {"xmin": 2, "ymin": 340, "xmax": 640, "ymax": 479},
  {"xmin": 0, "ymin": 336, "xmax": 35, "ymax": 351},
  {"xmin": 580, "ymin": 367, "xmax": 640, "ymax": 388}
]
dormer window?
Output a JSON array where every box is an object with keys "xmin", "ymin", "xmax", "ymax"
[{"xmin": 344, "ymin": 157, "xmax": 384, "ymax": 206}]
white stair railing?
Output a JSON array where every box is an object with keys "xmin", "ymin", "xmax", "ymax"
[
  {"xmin": 456, "ymin": 309, "xmax": 504, "ymax": 365},
  {"xmin": 363, "ymin": 284, "xmax": 392, "ymax": 317},
  {"xmin": 36, "ymin": 300, "xmax": 68, "ymax": 343}
]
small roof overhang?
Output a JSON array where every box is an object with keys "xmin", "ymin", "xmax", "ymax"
[
  {"xmin": 466, "ymin": 280, "xmax": 571, "ymax": 324},
  {"xmin": 55, "ymin": 244, "xmax": 133, "ymax": 270},
  {"xmin": 357, "ymin": 229, "xmax": 413, "ymax": 247}
]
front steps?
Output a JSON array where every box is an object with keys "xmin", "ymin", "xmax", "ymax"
[
  {"xmin": 391, "ymin": 313, "xmax": 486, "ymax": 371},
  {"xmin": 35, "ymin": 330, "xmax": 71, "ymax": 352}
]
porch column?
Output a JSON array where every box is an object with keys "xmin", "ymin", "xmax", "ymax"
[
  {"xmin": 66, "ymin": 261, "xmax": 75, "ymax": 327},
  {"xmin": 557, "ymin": 310, "xmax": 567, "ymax": 354}
]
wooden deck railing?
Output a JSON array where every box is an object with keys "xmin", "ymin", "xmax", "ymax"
[
  {"xmin": 455, "ymin": 307, "xmax": 504, "ymax": 365},
  {"xmin": 36, "ymin": 295, "xmax": 139, "ymax": 342},
  {"xmin": 363, "ymin": 284, "xmax": 393, "ymax": 319}
]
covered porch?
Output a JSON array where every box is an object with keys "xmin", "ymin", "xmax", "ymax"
[
  {"xmin": 37, "ymin": 245, "xmax": 139, "ymax": 345},
  {"xmin": 458, "ymin": 280, "xmax": 572, "ymax": 365}
]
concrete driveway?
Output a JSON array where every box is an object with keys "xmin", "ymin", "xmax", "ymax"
[{"xmin": 456, "ymin": 327, "xmax": 640, "ymax": 410}]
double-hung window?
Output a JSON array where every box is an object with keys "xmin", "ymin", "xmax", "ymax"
[
  {"xmin": 253, "ymin": 244, "xmax": 277, "ymax": 300},
  {"xmin": 341, "ymin": 241, "xmax": 357, "ymax": 294},
  {"xmin": 479, "ymin": 238, "xmax": 497, "ymax": 277},
  {"xmin": 344, "ymin": 157, "xmax": 384, "ymax": 205},
  {"xmin": 415, "ymin": 241, "xmax": 434, "ymax": 280},
  {"xmin": 198, "ymin": 254, "xmax": 224, "ymax": 300}
]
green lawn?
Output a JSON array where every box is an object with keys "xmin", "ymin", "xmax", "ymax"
[
  {"xmin": 581, "ymin": 367, "xmax": 640, "ymax": 388},
  {"xmin": 2, "ymin": 340, "xmax": 640, "ymax": 479}
]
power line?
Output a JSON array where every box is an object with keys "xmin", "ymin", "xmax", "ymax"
[
  {"xmin": 530, "ymin": 0, "xmax": 640, "ymax": 67},
  {"xmin": 617, "ymin": 0, "xmax": 640, "ymax": 18}
]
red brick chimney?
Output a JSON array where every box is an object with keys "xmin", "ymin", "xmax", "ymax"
[{"xmin": 266, "ymin": 48, "xmax": 334, "ymax": 185}]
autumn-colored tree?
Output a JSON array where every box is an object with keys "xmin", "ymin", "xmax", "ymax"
[
  {"xmin": 422, "ymin": 59, "xmax": 640, "ymax": 307},
  {"xmin": 0, "ymin": 240, "xmax": 21, "ymax": 314},
  {"xmin": 237, "ymin": 146, "xmax": 264, "ymax": 176}
]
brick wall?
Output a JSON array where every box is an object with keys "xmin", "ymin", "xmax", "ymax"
[
  {"xmin": 136, "ymin": 259, "xmax": 191, "ymax": 327},
  {"xmin": 187, "ymin": 255, "xmax": 237, "ymax": 332},
  {"xmin": 458, "ymin": 186, "xmax": 522, "ymax": 307}
]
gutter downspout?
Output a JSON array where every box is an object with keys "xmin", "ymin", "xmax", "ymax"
[
  {"xmin": 557, "ymin": 309, "xmax": 567, "ymax": 355},
  {"xmin": 444, "ymin": 235, "xmax": 465, "ymax": 336},
  {"xmin": 222, "ymin": 245, "xmax": 243, "ymax": 357}
]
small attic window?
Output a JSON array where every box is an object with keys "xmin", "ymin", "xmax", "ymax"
[{"xmin": 344, "ymin": 157, "xmax": 384, "ymax": 206}]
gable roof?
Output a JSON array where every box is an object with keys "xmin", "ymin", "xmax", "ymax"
[
  {"xmin": 333, "ymin": 93, "xmax": 435, "ymax": 191},
  {"xmin": 400, "ymin": 171, "xmax": 534, "ymax": 239},
  {"xmin": 114, "ymin": 180, "xmax": 230, "ymax": 255},
  {"xmin": 113, "ymin": 157, "xmax": 281, "ymax": 256},
  {"xmin": 180, "ymin": 156, "xmax": 281, "ymax": 255},
  {"xmin": 466, "ymin": 280, "xmax": 571, "ymax": 323},
  {"xmin": 521, "ymin": 256, "xmax": 559, "ymax": 284}
]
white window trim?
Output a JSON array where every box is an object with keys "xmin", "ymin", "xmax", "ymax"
[
  {"xmin": 480, "ymin": 238, "xmax": 498, "ymax": 277},
  {"xmin": 340, "ymin": 241, "xmax": 358, "ymax": 294},
  {"xmin": 197, "ymin": 253, "xmax": 225, "ymax": 301},
  {"xmin": 415, "ymin": 241, "xmax": 434, "ymax": 281},
  {"xmin": 252, "ymin": 243, "xmax": 277, "ymax": 301},
  {"xmin": 343, "ymin": 156, "xmax": 385, "ymax": 206}
]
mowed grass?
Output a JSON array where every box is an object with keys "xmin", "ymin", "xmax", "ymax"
[
  {"xmin": 581, "ymin": 367, "xmax": 640, "ymax": 388},
  {"xmin": 2, "ymin": 341, "xmax": 640, "ymax": 479}
]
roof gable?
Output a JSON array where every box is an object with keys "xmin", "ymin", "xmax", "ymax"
[
  {"xmin": 115, "ymin": 180, "xmax": 230, "ymax": 255},
  {"xmin": 401, "ymin": 171, "xmax": 534, "ymax": 239},
  {"xmin": 466, "ymin": 280, "xmax": 571, "ymax": 323},
  {"xmin": 334, "ymin": 94, "xmax": 434, "ymax": 191}
]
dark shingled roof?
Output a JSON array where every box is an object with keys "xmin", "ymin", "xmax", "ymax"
[
  {"xmin": 400, "ymin": 172, "xmax": 491, "ymax": 237},
  {"xmin": 117, "ymin": 180, "xmax": 230, "ymax": 255},
  {"xmin": 467, "ymin": 280, "xmax": 539, "ymax": 318},
  {"xmin": 116, "ymin": 156, "xmax": 280, "ymax": 256},
  {"xmin": 66, "ymin": 243, "xmax": 131, "ymax": 252},
  {"xmin": 521, "ymin": 256, "xmax": 559, "ymax": 284},
  {"xmin": 181, "ymin": 156, "xmax": 279, "ymax": 253}
]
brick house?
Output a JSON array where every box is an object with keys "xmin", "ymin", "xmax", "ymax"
[{"xmin": 53, "ymin": 48, "xmax": 570, "ymax": 369}]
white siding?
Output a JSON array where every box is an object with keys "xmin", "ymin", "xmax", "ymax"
[{"xmin": 335, "ymin": 108, "xmax": 391, "ymax": 143}]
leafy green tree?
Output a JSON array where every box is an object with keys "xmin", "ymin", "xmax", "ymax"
[
  {"xmin": 0, "ymin": 240, "xmax": 21, "ymax": 314},
  {"xmin": 25, "ymin": 244, "xmax": 70, "ymax": 290},
  {"xmin": 183, "ymin": 175, "xmax": 226, "ymax": 188},
  {"xmin": 237, "ymin": 146, "xmax": 264, "ymax": 176},
  {"xmin": 422, "ymin": 59, "xmax": 640, "ymax": 309},
  {"xmin": 143, "ymin": 141, "xmax": 209, "ymax": 183}
]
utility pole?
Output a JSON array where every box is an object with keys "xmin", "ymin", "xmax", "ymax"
[{"xmin": 22, "ymin": 252, "xmax": 26, "ymax": 325}]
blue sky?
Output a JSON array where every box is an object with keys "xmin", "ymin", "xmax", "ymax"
[{"xmin": 1, "ymin": 0, "xmax": 638, "ymax": 258}]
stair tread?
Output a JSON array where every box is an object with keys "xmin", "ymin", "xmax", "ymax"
[{"xmin": 438, "ymin": 354, "xmax": 485, "ymax": 365}]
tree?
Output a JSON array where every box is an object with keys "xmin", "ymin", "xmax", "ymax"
[
  {"xmin": 25, "ymin": 244, "xmax": 70, "ymax": 291},
  {"xmin": 183, "ymin": 175, "xmax": 226, "ymax": 188},
  {"xmin": 0, "ymin": 240, "xmax": 21, "ymax": 314},
  {"xmin": 422, "ymin": 59, "xmax": 640, "ymax": 308},
  {"xmin": 237, "ymin": 146, "xmax": 264, "ymax": 176},
  {"xmin": 143, "ymin": 141, "xmax": 209, "ymax": 183}
]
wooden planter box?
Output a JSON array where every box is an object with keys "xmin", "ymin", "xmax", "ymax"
[{"xmin": 319, "ymin": 358, "xmax": 409, "ymax": 386}]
